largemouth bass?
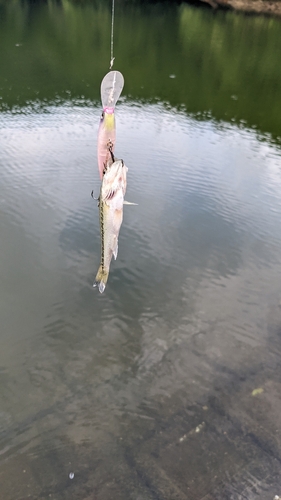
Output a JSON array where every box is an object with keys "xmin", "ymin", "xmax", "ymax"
[{"xmin": 93, "ymin": 157, "xmax": 127, "ymax": 293}]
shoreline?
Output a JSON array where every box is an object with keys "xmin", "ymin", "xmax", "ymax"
[{"xmin": 196, "ymin": 0, "xmax": 281, "ymax": 16}]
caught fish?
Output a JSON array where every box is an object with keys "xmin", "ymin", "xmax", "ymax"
[{"xmin": 93, "ymin": 156, "xmax": 128, "ymax": 293}]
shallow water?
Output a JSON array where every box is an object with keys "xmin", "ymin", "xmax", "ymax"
[{"xmin": 1, "ymin": 1, "xmax": 281, "ymax": 499}]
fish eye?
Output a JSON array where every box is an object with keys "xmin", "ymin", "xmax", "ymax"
[{"xmin": 101, "ymin": 112, "xmax": 104, "ymax": 119}]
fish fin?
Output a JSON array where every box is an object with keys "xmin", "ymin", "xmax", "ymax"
[
  {"xmin": 93, "ymin": 265, "xmax": 109, "ymax": 293},
  {"xmin": 113, "ymin": 240, "xmax": 118, "ymax": 260},
  {"xmin": 123, "ymin": 201, "xmax": 138, "ymax": 205}
]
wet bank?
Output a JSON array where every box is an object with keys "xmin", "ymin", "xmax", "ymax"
[
  {"xmin": 199, "ymin": 0, "xmax": 281, "ymax": 18},
  {"xmin": 118, "ymin": 0, "xmax": 281, "ymax": 18}
]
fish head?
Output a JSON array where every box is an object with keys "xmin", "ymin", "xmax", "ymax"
[{"xmin": 101, "ymin": 159, "xmax": 128, "ymax": 202}]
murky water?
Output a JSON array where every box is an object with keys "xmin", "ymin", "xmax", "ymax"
[{"xmin": 1, "ymin": 1, "xmax": 281, "ymax": 498}]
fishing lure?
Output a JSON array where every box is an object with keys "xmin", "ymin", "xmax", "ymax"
[
  {"xmin": 97, "ymin": 70, "xmax": 124, "ymax": 179},
  {"xmin": 94, "ymin": 0, "xmax": 130, "ymax": 293}
]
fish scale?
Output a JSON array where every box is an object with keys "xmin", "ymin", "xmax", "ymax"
[{"xmin": 93, "ymin": 158, "xmax": 127, "ymax": 293}]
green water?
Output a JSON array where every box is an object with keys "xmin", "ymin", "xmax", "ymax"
[
  {"xmin": 1, "ymin": 0, "xmax": 281, "ymax": 141},
  {"xmin": 1, "ymin": 1, "xmax": 281, "ymax": 499}
]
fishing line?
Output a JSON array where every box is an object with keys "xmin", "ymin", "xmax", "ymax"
[{"xmin": 109, "ymin": 0, "xmax": 115, "ymax": 69}]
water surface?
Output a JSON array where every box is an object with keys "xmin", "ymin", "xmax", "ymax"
[{"xmin": 1, "ymin": 1, "xmax": 281, "ymax": 498}]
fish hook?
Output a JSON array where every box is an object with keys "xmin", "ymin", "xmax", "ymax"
[{"xmin": 91, "ymin": 190, "xmax": 99, "ymax": 202}]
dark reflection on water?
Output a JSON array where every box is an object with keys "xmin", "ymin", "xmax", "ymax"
[
  {"xmin": 1, "ymin": 0, "xmax": 281, "ymax": 141},
  {"xmin": 1, "ymin": 1, "xmax": 281, "ymax": 499}
]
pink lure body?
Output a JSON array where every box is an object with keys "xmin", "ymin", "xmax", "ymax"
[{"xmin": 97, "ymin": 107, "xmax": 116, "ymax": 180}]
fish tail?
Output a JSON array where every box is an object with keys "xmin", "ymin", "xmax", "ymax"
[{"xmin": 93, "ymin": 265, "xmax": 109, "ymax": 294}]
